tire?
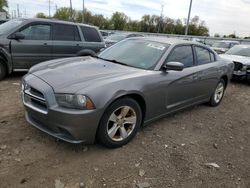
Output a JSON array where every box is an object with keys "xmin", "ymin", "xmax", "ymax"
[
  {"xmin": 208, "ymin": 79, "xmax": 226, "ymax": 107},
  {"xmin": 0, "ymin": 62, "xmax": 7, "ymax": 81},
  {"xmin": 97, "ymin": 98, "xmax": 142, "ymax": 148}
]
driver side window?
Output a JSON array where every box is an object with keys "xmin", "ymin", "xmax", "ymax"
[
  {"xmin": 20, "ymin": 24, "xmax": 51, "ymax": 40},
  {"xmin": 166, "ymin": 45, "xmax": 194, "ymax": 68}
]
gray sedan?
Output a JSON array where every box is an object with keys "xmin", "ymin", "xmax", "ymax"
[{"xmin": 21, "ymin": 37, "xmax": 234, "ymax": 148}]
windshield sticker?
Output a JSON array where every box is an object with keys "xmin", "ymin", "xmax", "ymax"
[{"xmin": 147, "ymin": 43, "xmax": 165, "ymax": 50}]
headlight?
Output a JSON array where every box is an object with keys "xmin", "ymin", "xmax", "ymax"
[{"xmin": 55, "ymin": 94, "xmax": 95, "ymax": 110}]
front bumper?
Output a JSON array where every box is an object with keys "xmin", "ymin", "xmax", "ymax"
[
  {"xmin": 233, "ymin": 70, "xmax": 247, "ymax": 76},
  {"xmin": 22, "ymin": 74, "xmax": 102, "ymax": 144}
]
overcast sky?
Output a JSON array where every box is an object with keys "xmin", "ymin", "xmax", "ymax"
[{"xmin": 8, "ymin": 0, "xmax": 250, "ymax": 37}]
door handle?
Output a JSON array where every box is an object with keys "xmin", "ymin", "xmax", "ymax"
[
  {"xmin": 76, "ymin": 44, "xmax": 80, "ymax": 46},
  {"xmin": 43, "ymin": 42, "xmax": 48, "ymax": 45}
]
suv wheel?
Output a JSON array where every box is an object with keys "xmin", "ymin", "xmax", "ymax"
[
  {"xmin": 97, "ymin": 98, "xmax": 142, "ymax": 148},
  {"xmin": 209, "ymin": 79, "xmax": 225, "ymax": 107},
  {"xmin": 0, "ymin": 62, "xmax": 7, "ymax": 80}
]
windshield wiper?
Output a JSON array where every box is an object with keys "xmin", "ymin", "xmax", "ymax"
[{"xmin": 91, "ymin": 55, "xmax": 129, "ymax": 66}]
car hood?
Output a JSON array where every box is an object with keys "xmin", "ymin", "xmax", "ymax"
[
  {"xmin": 220, "ymin": 54, "xmax": 250, "ymax": 66},
  {"xmin": 211, "ymin": 47, "xmax": 228, "ymax": 53},
  {"xmin": 30, "ymin": 56, "xmax": 139, "ymax": 93}
]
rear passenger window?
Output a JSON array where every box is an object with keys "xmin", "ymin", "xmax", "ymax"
[
  {"xmin": 195, "ymin": 46, "xmax": 212, "ymax": 65},
  {"xmin": 80, "ymin": 26, "xmax": 101, "ymax": 42},
  {"xmin": 166, "ymin": 45, "xmax": 194, "ymax": 68},
  {"xmin": 53, "ymin": 24, "xmax": 80, "ymax": 41}
]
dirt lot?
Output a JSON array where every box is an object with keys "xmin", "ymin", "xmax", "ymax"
[{"xmin": 0, "ymin": 73, "xmax": 250, "ymax": 188}]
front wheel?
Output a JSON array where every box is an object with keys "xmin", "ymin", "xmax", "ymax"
[
  {"xmin": 208, "ymin": 79, "xmax": 225, "ymax": 107},
  {"xmin": 97, "ymin": 98, "xmax": 142, "ymax": 148}
]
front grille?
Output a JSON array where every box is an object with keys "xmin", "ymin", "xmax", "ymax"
[
  {"xmin": 24, "ymin": 86, "xmax": 47, "ymax": 113},
  {"xmin": 233, "ymin": 61, "xmax": 243, "ymax": 71}
]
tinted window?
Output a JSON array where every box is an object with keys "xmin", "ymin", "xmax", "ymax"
[
  {"xmin": 53, "ymin": 24, "xmax": 80, "ymax": 41},
  {"xmin": 80, "ymin": 26, "xmax": 101, "ymax": 42},
  {"xmin": 20, "ymin": 24, "xmax": 51, "ymax": 40},
  {"xmin": 167, "ymin": 46, "xmax": 194, "ymax": 68},
  {"xmin": 195, "ymin": 47, "xmax": 211, "ymax": 65}
]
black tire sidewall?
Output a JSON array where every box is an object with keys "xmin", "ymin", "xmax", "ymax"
[
  {"xmin": 0, "ymin": 62, "xmax": 7, "ymax": 80},
  {"xmin": 97, "ymin": 98, "xmax": 142, "ymax": 148},
  {"xmin": 210, "ymin": 79, "xmax": 225, "ymax": 106}
]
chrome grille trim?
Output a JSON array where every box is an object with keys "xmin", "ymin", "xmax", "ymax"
[{"xmin": 23, "ymin": 85, "xmax": 48, "ymax": 114}]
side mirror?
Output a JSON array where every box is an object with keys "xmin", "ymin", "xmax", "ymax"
[
  {"xmin": 10, "ymin": 32, "xmax": 25, "ymax": 40},
  {"xmin": 163, "ymin": 62, "xmax": 184, "ymax": 71}
]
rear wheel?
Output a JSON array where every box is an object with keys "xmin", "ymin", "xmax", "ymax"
[
  {"xmin": 209, "ymin": 79, "xmax": 225, "ymax": 107},
  {"xmin": 97, "ymin": 98, "xmax": 142, "ymax": 148},
  {"xmin": 0, "ymin": 62, "xmax": 7, "ymax": 81}
]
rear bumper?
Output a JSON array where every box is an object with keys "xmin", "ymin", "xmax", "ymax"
[{"xmin": 22, "ymin": 74, "xmax": 102, "ymax": 144}]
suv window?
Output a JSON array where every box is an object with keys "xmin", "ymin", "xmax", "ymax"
[
  {"xmin": 195, "ymin": 46, "xmax": 212, "ymax": 65},
  {"xmin": 20, "ymin": 24, "xmax": 51, "ymax": 40},
  {"xmin": 166, "ymin": 45, "xmax": 194, "ymax": 68},
  {"xmin": 80, "ymin": 26, "xmax": 101, "ymax": 42},
  {"xmin": 53, "ymin": 23, "xmax": 80, "ymax": 41}
]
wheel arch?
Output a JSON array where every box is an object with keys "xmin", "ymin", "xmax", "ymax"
[
  {"xmin": 221, "ymin": 75, "xmax": 228, "ymax": 88},
  {"xmin": 101, "ymin": 91, "xmax": 147, "ymax": 126},
  {"xmin": 76, "ymin": 49, "xmax": 96, "ymax": 56}
]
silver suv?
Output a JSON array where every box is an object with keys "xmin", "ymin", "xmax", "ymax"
[{"xmin": 0, "ymin": 18, "xmax": 105, "ymax": 80}]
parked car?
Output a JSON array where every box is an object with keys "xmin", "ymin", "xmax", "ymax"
[
  {"xmin": 104, "ymin": 33, "xmax": 144, "ymax": 47},
  {"xmin": 100, "ymin": 30, "xmax": 115, "ymax": 39},
  {"xmin": 0, "ymin": 18, "xmax": 105, "ymax": 80},
  {"xmin": 220, "ymin": 45, "xmax": 250, "ymax": 82},
  {"xmin": 21, "ymin": 37, "xmax": 234, "ymax": 148},
  {"xmin": 0, "ymin": 19, "xmax": 9, "ymax": 24},
  {"xmin": 211, "ymin": 40, "xmax": 239, "ymax": 54}
]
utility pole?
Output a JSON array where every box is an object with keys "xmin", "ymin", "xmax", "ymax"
[
  {"xmin": 70, "ymin": 0, "xmax": 73, "ymax": 21},
  {"xmin": 17, "ymin": 4, "xmax": 20, "ymax": 18},
  {"xmin": 82, "ymin": 0, "xmax": 84, "ymax": 23},
  {"xmin": 185, "ymin": 0, "xmax": 193, "ymax": 35},
  {"xmin": 48, "ymin": 0, "xmax": 51, "ymax": 17},
  {"xmin": 157, "ymin": 5, "xmax": 164, "ymax": 33}
]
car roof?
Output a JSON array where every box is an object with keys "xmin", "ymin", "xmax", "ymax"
[
  {"xmin": 219, "ymin": 40, "xmax": 240, "ymax": 43},
  {"xmin": 19, "ymin": 18, "xmax": 98, "ymax": 29},
  {"xmin": 130, "ymin": 36, "xmax": 203, "ymax": 46},
  {"xmin": 233, "ymin": 44, "xmax": 250, "ymax": 48}
]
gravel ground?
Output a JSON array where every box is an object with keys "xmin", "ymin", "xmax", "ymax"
[{"xmin": 0, "ymin": 73, "xmax": 250, "ymax": 188}]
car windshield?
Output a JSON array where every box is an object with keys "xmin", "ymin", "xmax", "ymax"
[
  {"xmin": 226, "ymin": 45, "xmax": 250, "ymax": 57},
  {"xmin": 0, "ymin": 19, "xmax": 24, "ymax": 35},
  {"xmin": 212, "ymin": 42, "xmax": 231, "ymax": 48},
  {"xmin": 106, "ymin": 34, "xmax": 126, "ymax": 41},
  {"xmin": 98, "ymin": 39, "xmax": 169, "ymax": 70}
]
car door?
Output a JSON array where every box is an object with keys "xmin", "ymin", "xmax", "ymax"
[
  {"xmin": 52, "ymin": 23, "xmax": 82, "ymax": 59},
  {"xmin": 163, "ymin": 45, "xmax": 202, "ymax": 111},
  {"xmin": 11, "ymin": 22, "xmax": 52, "ymax": 69},
  {"xmin": 193, "ymin": 46, "xmax": 219, "ymax": 98}
]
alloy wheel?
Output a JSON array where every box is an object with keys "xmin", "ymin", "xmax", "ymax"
[
  {"xmin": 107, "ymin": 106, "xmax": 137, "ymax": 142},
  {"xmin": 214, "ymin": 82, "xmax": 224, "ymax": 103}
]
